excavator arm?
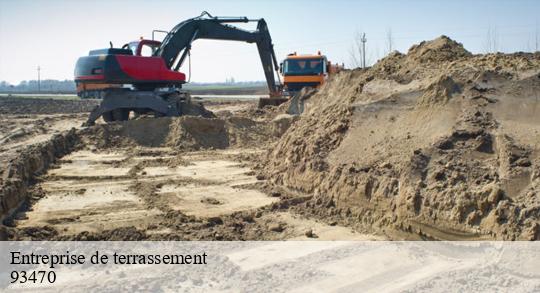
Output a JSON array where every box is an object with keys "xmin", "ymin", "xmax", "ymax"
[{"xmin": 155, "ymin": 12, "xmax": 282, "ymax": 96}]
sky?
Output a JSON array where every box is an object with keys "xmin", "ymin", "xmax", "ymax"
[{"xmin": 0, "ymin": 0, "xmax": 539, "ymax": 84}]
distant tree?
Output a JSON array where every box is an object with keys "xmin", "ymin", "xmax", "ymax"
[
  {"xmin": 370, "ymin": 45, "xmax": 382, "ymax": 65},
  {"xmin": 484, "ymin": 26, "xmax": 499, "ymax": 53},
  {"xmin": 0, "ymin": 79, "xmax": 76, "ymax": 92},
  {"xmin": 534, "ymin": 24, "xmax": 540, "ymax": 52},
  {"xmin": 386, "ymin": 28, "xmax": 394, "ymax": 54},
  {"xmin": 349, "ymin": 30, "xmax": 367, "ymax": 68}
]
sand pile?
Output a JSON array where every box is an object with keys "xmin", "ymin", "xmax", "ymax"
[
  {"xmin": 407, "ymin": 35, "xmax": 472, "ymax": 63},
  {"xmin": 263, "ymin": 36, "xmax": 540, "ymax": 240},
  {"xmin": 82, "ymin": 115, "xmax": 287, "ymax": 150}
]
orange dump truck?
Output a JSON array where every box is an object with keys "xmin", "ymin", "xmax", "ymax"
[
  {"xmin": 280, "ymin": 51, "xmax": 343, "ymax": 96},
  {"xmin": 280, "ymin": 52, "xmax": 343, "ymax": 114}
]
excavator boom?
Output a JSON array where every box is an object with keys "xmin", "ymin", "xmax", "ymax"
[{"xmin": 156, "ymin": 12, "xmax": 281, "ymax": 95}]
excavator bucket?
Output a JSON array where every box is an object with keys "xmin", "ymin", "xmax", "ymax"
[
  {"xmin": 286, "ymin": 92, "xmax": 303, "ymax": 115},
  {"xmin": 285, "ymin": 87, "xmax": 317, "ymax": 115},
  {"xmin": 258, "ymin": 97, "xmax": 288, "ymax": 108}
]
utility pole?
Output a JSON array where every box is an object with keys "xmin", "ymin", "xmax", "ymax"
[
  {"xmin": 37, "ymin": 65, "xmax": 41, "ymax": 92},
  {"xmin": 361, "ymin": 33, "xmax": 367, "ymax": 68}
]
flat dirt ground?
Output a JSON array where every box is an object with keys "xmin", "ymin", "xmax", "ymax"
[{"xmin": 0, "ymin": 96, "xmax": 383, "ymax": 240}]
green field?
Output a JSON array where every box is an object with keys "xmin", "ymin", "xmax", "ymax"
[
  {"xmin": 0, "ymin": 84, "xmax": 267, "ymax": 99},
  {"xmin": 0, "ymin": 93, "xmax": 80, "ymax": 100},
  {"xmin": 183, "ymin": 85, "xmax": 267, "ymax": 95},
  {"xmin": 0, "ymin": 81, "xmax": 270, "ymax": 102}
]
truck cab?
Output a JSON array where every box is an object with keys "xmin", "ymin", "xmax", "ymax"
[{"xmin": 281, "ymin": 52, "xmax": 327, "ymax": 94}]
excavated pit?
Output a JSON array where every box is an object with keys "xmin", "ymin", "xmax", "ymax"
[
  {"xmin": 3, "ymin": 112, "xmax": 378, "ymax": 241},
  {"xmin": 15, "ymin": 148, "xmax": 277, "ymax": 235}
]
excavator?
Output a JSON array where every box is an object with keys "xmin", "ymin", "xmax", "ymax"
[{"xmin": 74, "ymin": 12, "xmax": 285, "ymax": 125}]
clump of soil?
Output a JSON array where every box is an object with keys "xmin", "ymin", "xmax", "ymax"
[
  {"xmin": 262, "ymin": 36, "xmax": 540, "ymax": 240},
  {"xmin": 416, "ymin": 75, "xmax": 461, "ymax": 106}
]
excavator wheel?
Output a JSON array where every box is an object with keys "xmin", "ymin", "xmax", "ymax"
[
  {"xmin": 102, "ymin": 109, "xmax": 129, "ymax": 122},
  {"xmin": 102, "ymin": 111, "xmax": 114, "ymax": 122},
  {"xmin": 112, "ymin": 109, "xmax": 130, "ymax": 121},
  {"xmin": 154, "ymin": 111, "xmax": 166, "ymax": 118}
]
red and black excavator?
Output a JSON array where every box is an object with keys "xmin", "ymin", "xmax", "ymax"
[{"xmin": 75, "ymin": 12, "xmax": 285, "ymax": 125}]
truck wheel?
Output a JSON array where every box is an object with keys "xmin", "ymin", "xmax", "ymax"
[{"xmin": 112, "ymin": 109, "xmax": 130, "ymax": 121}]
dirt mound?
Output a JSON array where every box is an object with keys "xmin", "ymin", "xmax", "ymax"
[
  {"xmin": 81, "ymin": 115, "xmax": 287, "ymax": 150},
  {"xmin": 407, "ymin": 35, "xmax": 472, "ymax": 63},
  {"xmin": 180, "ymin": 101, "xmax": 216, "ymax": 118},
  {"xmin": 0, "ymin": 97, "xmax": 100, "ymax": 114},
  {"xmin": 0, "ymin": 129, "xmax": 80, "ymax": 226},
  {"xmin": 416, "ymin": 75, "xmax": 461, "ymax": 106},
  {"xmin": 368, "ymin": 37, "xmax": 537, "ymax": 85},
  {"xmin": 263, "ymin": 36, "xmax": 540, "ymax": 240},
  {"xmin": 167, "ymin": 117, "xmax": 228, "ymax": 149}
]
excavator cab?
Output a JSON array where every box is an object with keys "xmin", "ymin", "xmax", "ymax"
[{"xmin": 126, "ymin": 39, "xmax": 162, "ymax": 57}]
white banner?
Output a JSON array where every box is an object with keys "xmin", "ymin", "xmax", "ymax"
[{"xmin": 1, "ymin": 241, "xmax": 540, "ymax": 292}]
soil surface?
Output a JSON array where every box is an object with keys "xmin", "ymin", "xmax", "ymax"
[
  {"xmin": 1, "ymin": 36, "xmax": 539, "ymax": 241},
  {"xmin": 264, "ymin": 36, "xmax": 540, "ymax": 240},
  {"xmin": 1, "ymin": 98, "xmax": 381, "ymax": 241}
]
